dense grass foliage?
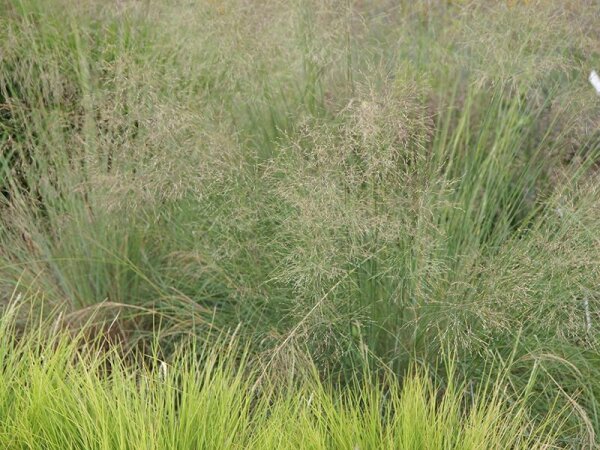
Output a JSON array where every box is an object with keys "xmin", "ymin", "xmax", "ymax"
[
  {"xmin": 1, "ymin": 0, "xmax": 600, "ymax": 446},
  {"xmin": 0, "ymin": 305, "xmax": 565, "ymax": 449}
]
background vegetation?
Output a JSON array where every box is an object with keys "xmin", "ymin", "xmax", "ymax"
[{"xmin": 1, "ymin": 0, "xmax": 600, "ymax": 447}]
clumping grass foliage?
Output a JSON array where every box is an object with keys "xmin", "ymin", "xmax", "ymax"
[
  {"xmin": 0, "ymin": 304, "xmax": 564, "ymax": 449},
  {"xmin": 1, "ymin": 0, "xmax": 600, "ymax": 447}
]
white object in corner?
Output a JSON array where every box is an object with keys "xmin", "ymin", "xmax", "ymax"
[{"xmin": 590, "ymin": 70, "xmax": 600, "ymax": 95}]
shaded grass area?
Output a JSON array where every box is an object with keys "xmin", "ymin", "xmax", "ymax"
[{"xmin": 1, "ymin": 0, "xmax": 600, "ymax": 446}]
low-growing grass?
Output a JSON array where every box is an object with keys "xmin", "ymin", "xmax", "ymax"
[{"xmin": 0, "ymin": 303, "xmax": 566, "ymax": 449}]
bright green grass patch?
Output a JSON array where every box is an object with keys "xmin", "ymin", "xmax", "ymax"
[{"xmin": 0, "ymin": 304, "xmax": 565, "ymax": 449}]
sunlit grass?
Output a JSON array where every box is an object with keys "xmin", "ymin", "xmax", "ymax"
[{"xmin": 0, "ymin": 303, "xmax": 565, "ymax": 449}]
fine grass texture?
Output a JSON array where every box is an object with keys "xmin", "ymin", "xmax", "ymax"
[
  {"xmin": 0, "ymin": 304, "xmax": 564, "ymax": 449},
  {"xmin": 1, "ymin": 0, "xmax": 600, "ymax": 447}
]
